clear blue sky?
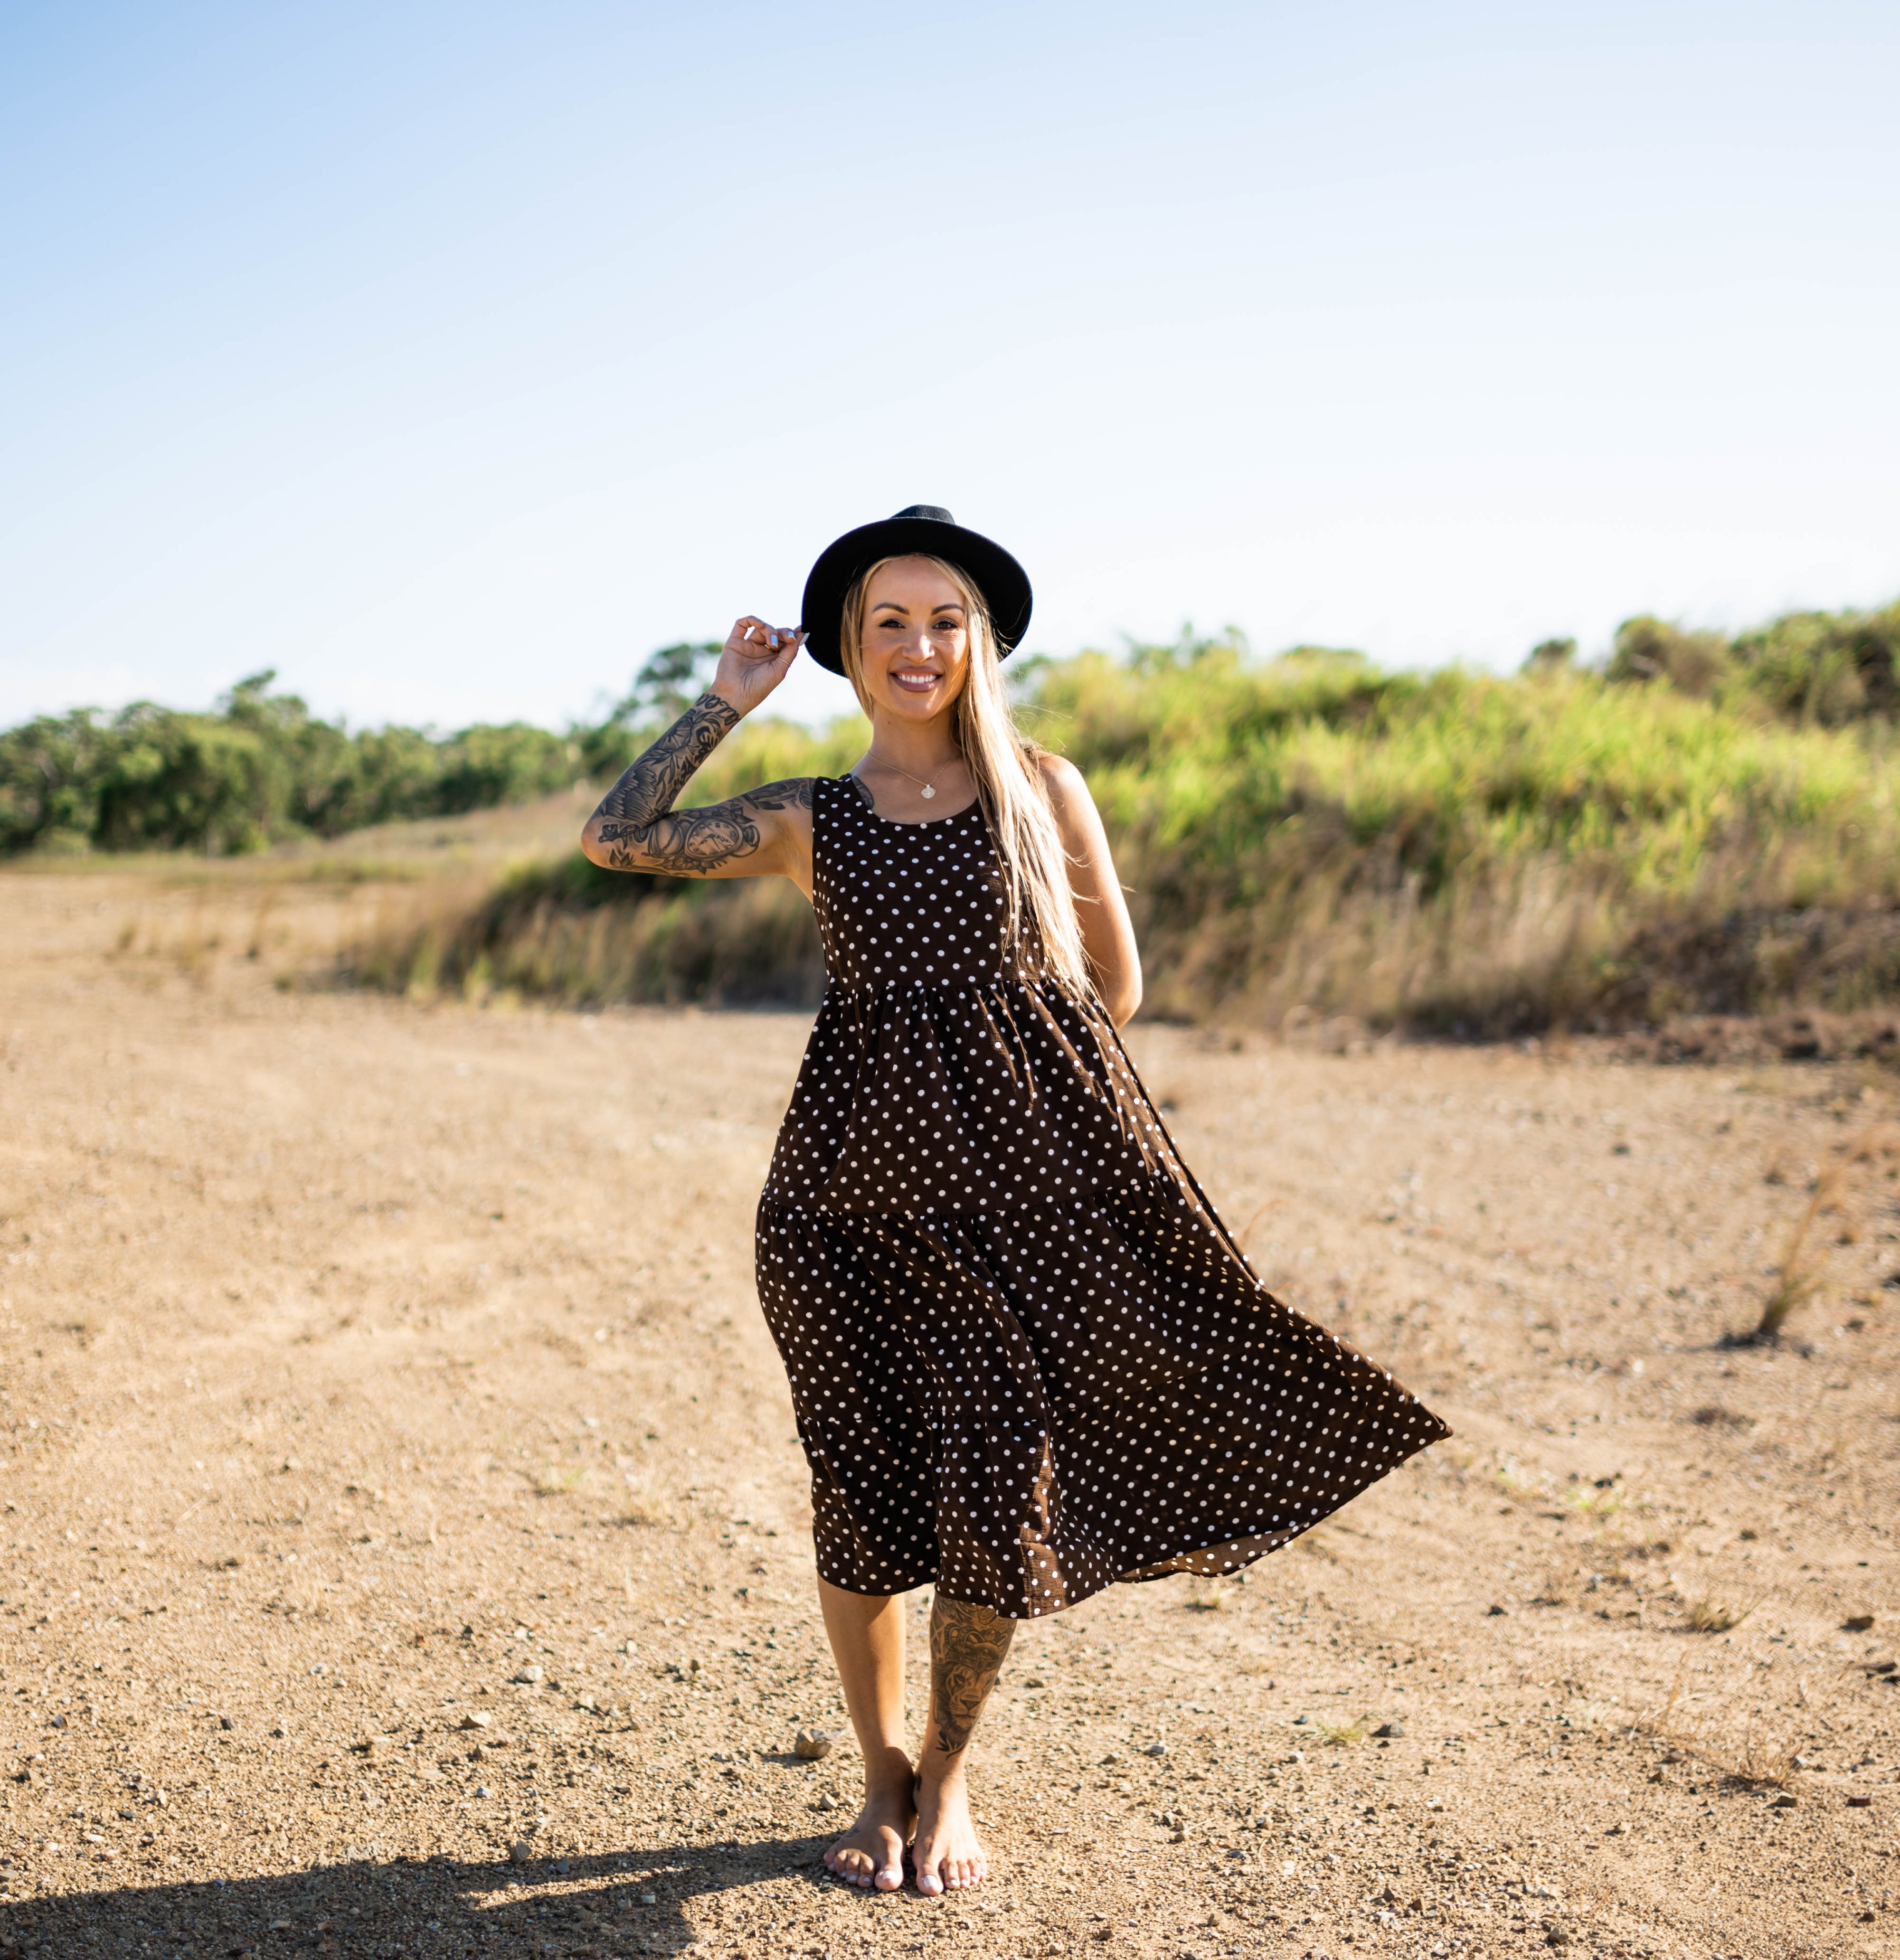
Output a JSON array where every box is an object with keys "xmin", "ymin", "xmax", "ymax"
[{"xmin": 4, "ymin": 1, "xmax": 1898, "ymax": 732}]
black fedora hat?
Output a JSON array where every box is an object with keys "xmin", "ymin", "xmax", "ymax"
[{"xmin": 799, "ymin": 505, "xmax": 1032, "ymax": 677}]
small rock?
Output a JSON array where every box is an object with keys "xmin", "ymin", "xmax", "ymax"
[
  {"xmin": 1145, "ymin": 1741, "xmax": 1169, "ymax": 1757},
  {"xmin": 1487, "ymin": 1604, "xmax": 1508, "ymax": 1617},
  {"xmin": 1023, "ymin": 1677, "xmax": 1049, "ymax": 1689},
  {"xmin": 575, "ymin": 1693, "xmax": 598, "ymax": 1712},
  {"xmin": 794, "ymin": 1728, "xmax": 836, "ymax": 1760},
  {"xmin": 638, "ymin": 1893, "xmax": 657, "ymax": 1907},
  {"xmin": 459, "ymin": 1713, "xmax": 491, "ymax": 1731},
  {"xmin": 473, "ymin": 1785, "xmax": 492, "ymax": 1799},
  {"xmin": 508, "ymin": 1841, "xmax": 532, "ymax": 1865},
  {"xmin": 1373, "ymin": 1721, "xmax": 1406, "ymax": 1739},
  {"xmin": 816, "ymin": 1791, "xmax": 840, "ymax": 1812},
  {"xmin": 219, "ymin": 1715, "xmax": 236, "ymax": 1731},
  {"xmin": 512, "ymin": 1665, "xmax": 545, "ymax": 1685},
  {"xmin": 1772, "ymin": 1792, "xmax": 1797, "ymax": 1809},
  {"xmin": 48, "ymin": 1715, "xmax": 66, "ymax": 1730},
  {"xmin": 1844, "ymin": 1614, "xmax": 1876, "ymax": 1633},
  {"xmin": 1847, "ymin": 1794, "xmax": 1873, "ymax": 1808}
]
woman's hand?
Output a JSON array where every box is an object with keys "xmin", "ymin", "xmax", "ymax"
[{"xmin": 708, "ymin": 616, "xmax": 805, "ymax": 716}]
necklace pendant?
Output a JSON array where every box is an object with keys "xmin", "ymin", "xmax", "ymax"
[{"xmin": 921, "ymin": 784, "xmax": 936, "ymax": 799}]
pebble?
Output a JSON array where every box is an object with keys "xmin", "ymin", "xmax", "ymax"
[
  {"xmin": 1373, "ymin": 1721, "xmax": 1406, "ymax": 1739},
  {"xmin": 509, "ymin": 1841, "xmax": 532, "ymax": 1864},
  {"xmin": 1772, "ymin": 1793, "xmax": 1798, "ymax": 1809},
  {"xmin": 816, "ymin": 1792, "xmax": 840, "ymax": 1812},
  {"xmin": 474, "ymin": 1786, "xmax": 492, "ymax": 1799},
  {"xmin": 513, "ymin": 1666, "xmax": 545, "ymax": 1685},
  {"xmin": 1145, "ymin": 1742, "xmax": 1169, "ymax": 1757},
  {"xmin": 794, "ymin": 1728, "xmax": 836, "ymax": 1760},
  {"xmin": 460, "ymin": 1713, "xmax": 492, "ymax": 1730}
]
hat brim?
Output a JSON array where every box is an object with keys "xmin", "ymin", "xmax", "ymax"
[{"xmin": 799, "ymin": 516, "xmax": 1032, "ymax": 676}]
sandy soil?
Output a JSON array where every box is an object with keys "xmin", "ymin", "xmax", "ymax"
[{"xmin": 0, "ymin": 865, "xmax": 1896, "ymax": 1960}]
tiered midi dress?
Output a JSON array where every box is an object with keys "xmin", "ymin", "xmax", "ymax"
[{"xmin": 754, "ymin": 776, "xmax": 1448, "ymax": 1619}]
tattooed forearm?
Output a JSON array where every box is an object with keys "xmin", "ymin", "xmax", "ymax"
[
  {"xmin": 928, "ymin": 1595, "xmax": 1016, "ymax": 1758},
  {"xmin": 585, "ymin": 695, "xmax": 813, "ymax": 877},
  {"xmin": 594, "ymin": 693, "xmax": 740, "ymax": 826}
]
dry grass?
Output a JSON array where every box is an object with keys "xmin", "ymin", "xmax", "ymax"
[
  {"xmin": 1682, "ymin": 1596, "xmax": 1756, "ymax": 1633},
  {"xmin": 1744, "ymin": 1156, "xmax": 1850, "ymax": 1342},
  {"xmin": 1314, "ymin": 1715, "xmax": 1371, "ymax": 1746}
]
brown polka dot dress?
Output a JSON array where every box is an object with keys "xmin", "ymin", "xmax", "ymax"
[{"xmin": 754, "ymin": 776, "xmax": 1449, "ymax": 1620}]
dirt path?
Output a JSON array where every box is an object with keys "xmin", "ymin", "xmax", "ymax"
[{"xmin": 1, "ymin": 871, "xmax": 1896, "ymax": 1960}]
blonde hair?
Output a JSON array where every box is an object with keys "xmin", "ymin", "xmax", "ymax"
[{"xmin": 841, "ymin": 554, "xmax": 1095, "ymax": 1001}]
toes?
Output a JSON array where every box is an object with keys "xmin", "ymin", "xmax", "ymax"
[
  {"xmin": 874, "ymin": 1858, "xmax": 903, "ymax": 1892},
  {"xmin": 914, "ymin": 1863, "xmax": 945, "ymax": 1897}
]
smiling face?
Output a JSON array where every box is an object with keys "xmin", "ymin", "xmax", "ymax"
[{"xmin": 854, "ymin": 556, "xmax": 973, "ymax": 726}]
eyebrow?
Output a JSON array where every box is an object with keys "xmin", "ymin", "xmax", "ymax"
[{"xmin": 871, "ymin": 599, "xmax": 966, "ymax": 615}]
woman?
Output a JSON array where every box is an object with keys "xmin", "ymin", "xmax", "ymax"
[{"xmin": 582, "ymin": 506, "xmax": 1448, "ymax": 1898}]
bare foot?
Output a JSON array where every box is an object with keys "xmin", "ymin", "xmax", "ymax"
[
  {"xmin": 911, "ymin": 1772, "xmax": 990, "ymax": 1894},
  {"xmin": 823, "ymin": 1781, "xmax": 915, "ymax": 1892}
]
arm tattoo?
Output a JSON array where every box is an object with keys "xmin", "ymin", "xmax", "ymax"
[
  {"xmin": 586, "ymin": 692, "xmax": 813, "ymax": 876},
  {"xmin": 928, "ymin": 1595, "xmax": 1016, "ymax": 1758}
]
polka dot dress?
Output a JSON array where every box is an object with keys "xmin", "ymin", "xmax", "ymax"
[{"xmin": 754, "ymin": 776, "xmax": 1450, "ymax": 1620}]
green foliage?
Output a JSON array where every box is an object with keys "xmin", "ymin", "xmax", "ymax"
[
  {"xmin": 1605, "ymin": 598, "xmax": 1900, "ymax": 726},
  {"xmin": 1029, "ymin": 632, "xmax": 1900, "ymax": 1028},
  {"xmin": 342, "ymin": 604, "xmax": 1900, "ymax": 1032},
  {"xmin": 24, "ymin": 594, "xmax": 1900, "ymax": 1035},
  {"xmin": 1523, "ymin": 637, "xmax": 1577, "ymax": 674},
  {"xmin": 0, "ymin": 669, "xmax": 583, "ymax": 858}
]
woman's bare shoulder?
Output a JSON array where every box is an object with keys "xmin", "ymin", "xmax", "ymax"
[{"xmin": 1030, "ymin": 747, "xmax": 1094, "ymax": 810}]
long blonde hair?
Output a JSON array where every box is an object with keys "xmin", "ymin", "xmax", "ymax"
[{"xmin": 841, "ymin": 554, "xmax": 1095, "ymax": 1001}]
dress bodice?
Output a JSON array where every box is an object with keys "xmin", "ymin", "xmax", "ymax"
[{"xmin": 760, "ymin": 776, "xmax": 1187, "ymax": 1215}]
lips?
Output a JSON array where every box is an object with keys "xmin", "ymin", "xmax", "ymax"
[{"xmin": 892, "ymin": 669, "xmax": 941, "ymax": 693}]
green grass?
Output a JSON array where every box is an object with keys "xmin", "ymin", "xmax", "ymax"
[{"xmin": 338, "ymin": 633, "xmax": 1900, "ymax": 1031}]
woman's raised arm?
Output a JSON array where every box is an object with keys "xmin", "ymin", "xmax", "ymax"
[{"xmin": 580, "ymin": 616, "xmax": 815, "ymax": 887}]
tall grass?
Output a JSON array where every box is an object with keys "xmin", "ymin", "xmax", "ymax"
[{"xmin": 340, "ymin": 642, "xmax": 1900, "ymax": 1032}]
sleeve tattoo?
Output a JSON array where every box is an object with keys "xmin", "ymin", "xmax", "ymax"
[
  {"xmin": 928, "ymin": 1595, "xmax": 1016, "ymax": 1757},
  {"xmin": 587, "ymin": 692, "xmax": 813, "ymax": 876}
]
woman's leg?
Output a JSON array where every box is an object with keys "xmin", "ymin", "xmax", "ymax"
[
  {"xmin": 911, "ymin": 1594, "xmax": 1017, "ymax": 1895},
  {"xmin": 816, "ymin": 1577, "xmax": 916, "ymax": 1890}
]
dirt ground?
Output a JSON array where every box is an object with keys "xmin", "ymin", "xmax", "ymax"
[{"xmin": 1, "ymin": 862, "xmax": 1896, "ymax": 1960}]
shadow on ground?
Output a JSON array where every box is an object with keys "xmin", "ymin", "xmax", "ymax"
[{"xmin": 0, "ymin": 1834, "xmax": 851, "ymax": 1957}]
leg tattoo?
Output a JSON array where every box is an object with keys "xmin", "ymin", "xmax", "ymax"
[{"xmin": 929, "ymin": 1596, "xmax": 1015, "ymax": 1757}]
